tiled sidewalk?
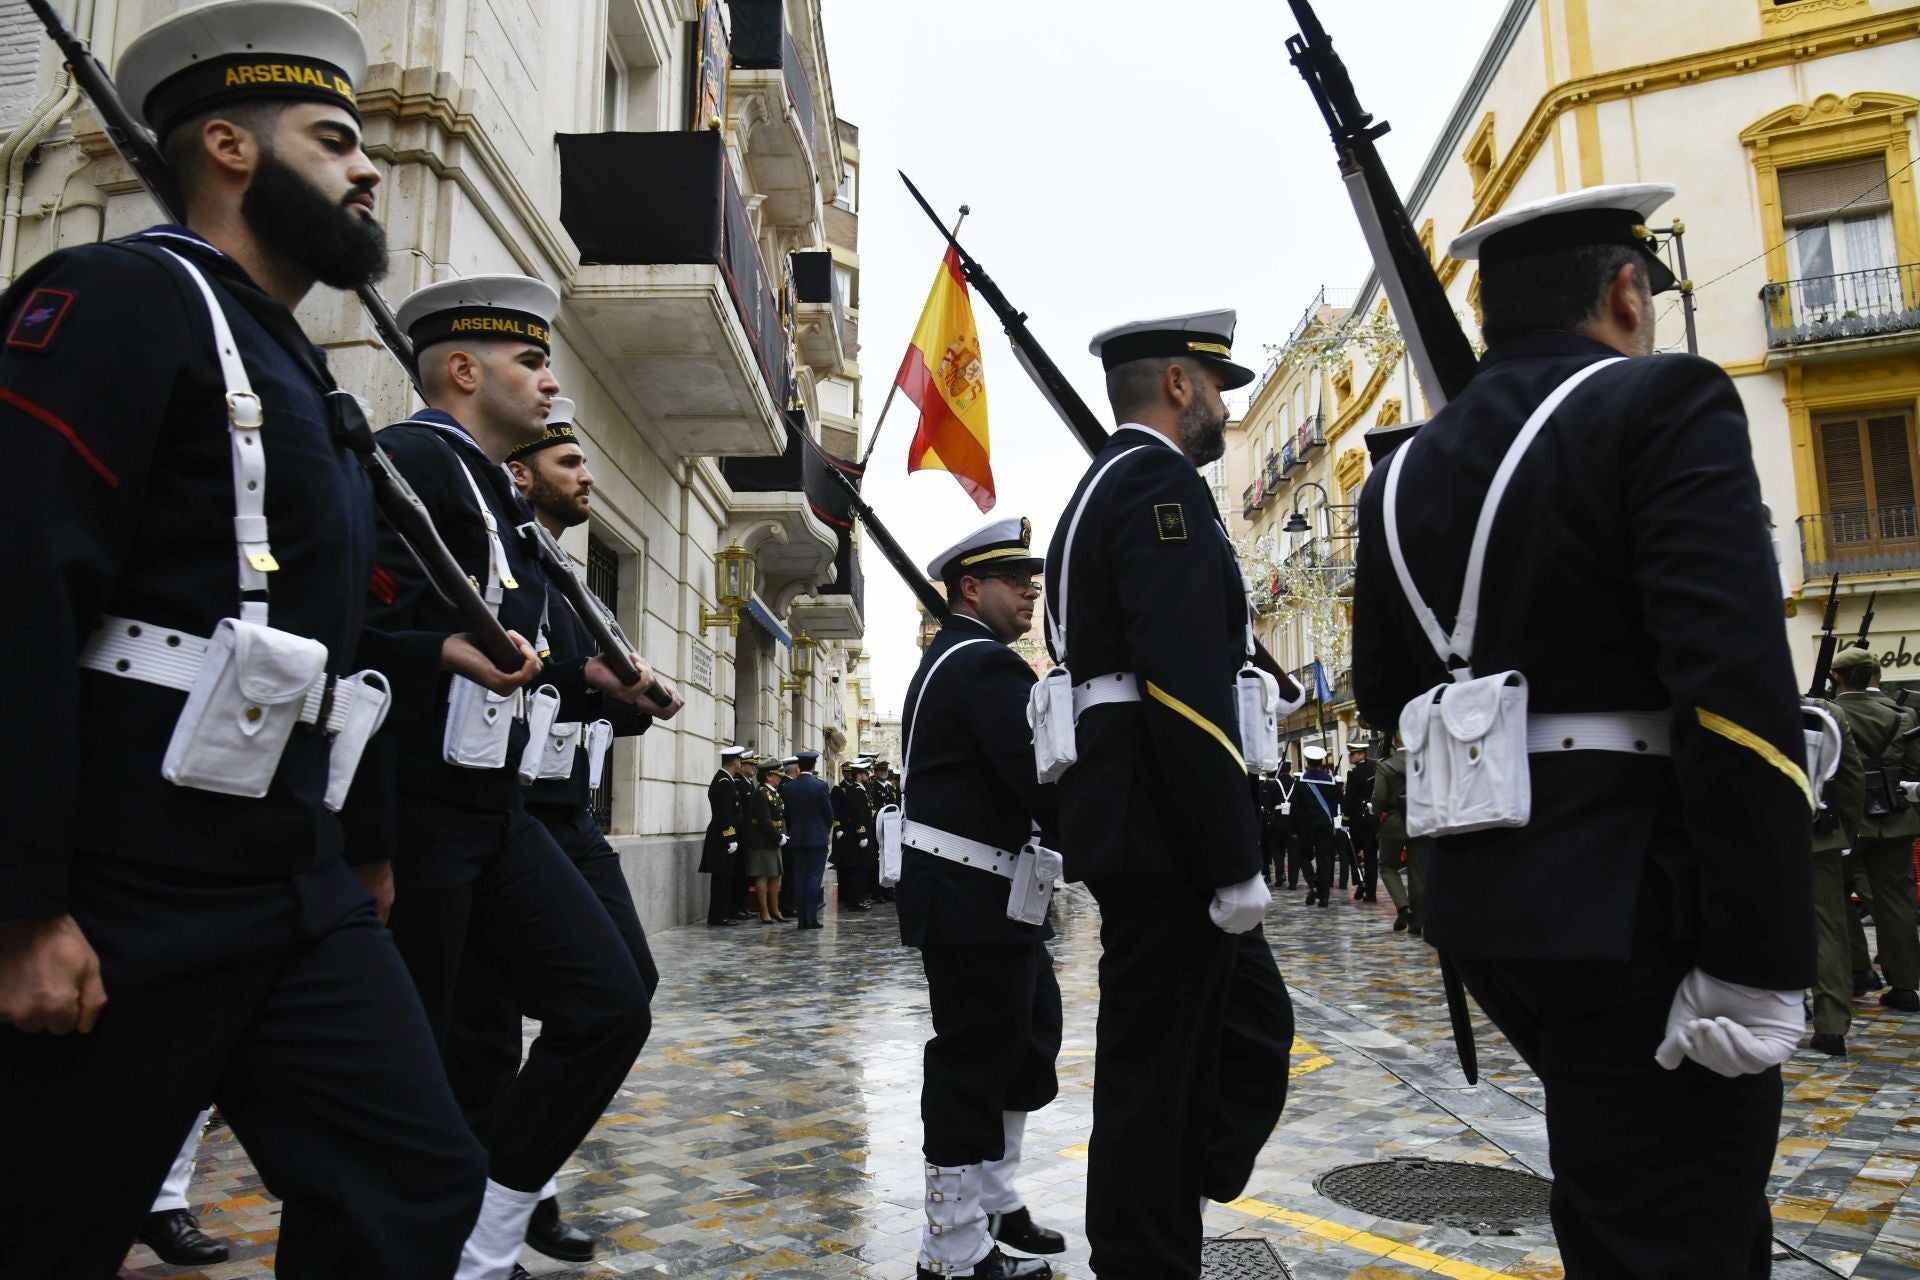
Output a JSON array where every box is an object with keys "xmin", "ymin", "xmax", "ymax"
[{"xmin": 123, "ymin": 882, "xmax": 1920, "ymax": 1278}]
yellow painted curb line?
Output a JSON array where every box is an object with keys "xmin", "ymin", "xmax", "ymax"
[{"xmin": 1225, "ymin": 1195, "xmax": 1540, "ymax": 1279}]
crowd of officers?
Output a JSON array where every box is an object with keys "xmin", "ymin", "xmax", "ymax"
[{"xmin": 700, "ymin": 753, "xmax": 899, "ymax": 927}]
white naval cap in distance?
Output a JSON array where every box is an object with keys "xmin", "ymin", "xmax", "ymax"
[
  {"xmin": 395, "ymin": 274, "xmax": 561, "ymax": 357},
  {"xmin": 117, "ymin": 0, "xmax": 367, "ymax": 139},
  {"xmin": 1088, "ymin": 308, "xmax": 1255, "ymax": 391},
  {"xmin": 720, "ymin": 745, "xmax": 748, "ymax": 759},
  {"xmin": 545, "ymin": 397, "xmax": 577, "ymax": 426},
  {"xmin": 924, "ymin": 515, "xmax": 1044, "ymax": 582},
  {"xmin": 1302, "ymin": 744, "xmax": 1329, "ymax": 763},
  {"xmin": 1449, "ymin": 183, "xmax": 1679, "ymax": 293}
]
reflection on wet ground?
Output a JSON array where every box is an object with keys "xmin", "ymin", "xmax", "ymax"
[{"xmin": 125, "ymin": 880, "xmax": 1919, "ymax": 1278}]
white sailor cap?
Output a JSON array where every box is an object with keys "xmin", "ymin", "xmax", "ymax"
[
  {"xmin": 1089, "ymin": 308, "xmax": 1255, "ymax": 391},
  {"xmin": 1302, "ymin": 744, "xmax": 1329, "ymax": 763},
  {"xmin": 1449, "ymin": 183, "xmax": 1679, "ymax": 294},
  {"xmin": 847, "ymin": 757, "xmax": 872, "ymax": 770},
  {"xmin": 925, "ymin": 516, "xmax": 1044, "ymax": 584},
  {"xmin": 720, "ymin": 745, "xmax": 747, "ymax": 759},
  {"xmin": 505, "ymin": 398, "xmax": 578, "ymax": 464},
  {"xmin": 396, "ymin": 274, "xmax": 561, "ymax": 357},
  {"xmin": 117, "ymin": 0, "xmax": 366, "ymax": 140}
]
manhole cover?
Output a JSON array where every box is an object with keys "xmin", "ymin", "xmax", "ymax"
[
  {"xmin": 1200, "ymin": 1237, "xmax": 1292, "ymax": 1279},
  {"xmin": 1314, "ymin": 1158, "xmax": 1552, "ymax": 1232}
]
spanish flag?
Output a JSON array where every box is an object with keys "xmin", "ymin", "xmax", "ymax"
[{"xmin": 896, "ymin": 248, "xmax": 994, "ymax": 512}]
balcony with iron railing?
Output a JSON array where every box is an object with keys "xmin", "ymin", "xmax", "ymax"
[
  {"xmin": 1799, "ymin": 506, "xmax": 1920, "ymax": 579},
  {"xmin": 1280, "ymin": 440, "xmax": 1300, "ymax": 475},
  {"xmin": 1762, "ymin": 263, "xmax": 1920, "ymax": 356},
  {"xmin": 1297, "ymin": 412, "xmax": 1328, "ymax": 457},
  {"xmin": 1243, "ymin": 483, "xmax": 1261, "ymax": 521},
  {"xmin": 1264, "ymin": 451, "xmax": 1282, "ymax": 491},
  {"xmin": 791, "ymin": 249, "xmax": 847, "ymax": 374}
]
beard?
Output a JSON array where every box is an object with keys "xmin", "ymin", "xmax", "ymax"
[
  {"xmin": 1177, "ymin": 391, "xmax": 1228, "ymax": 466},
  {"xmin": 242, "ymin": 149, "xmax": 389, "ymax": 290},
  {"xmin": 527, "ymin": 470, "xmax": 589, "ymax": 528}
]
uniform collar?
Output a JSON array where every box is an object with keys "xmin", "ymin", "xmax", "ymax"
[
  {"xmin": 1478, "ymin": 330, "xmax": 1629, "ymax": 370},
  {"xmin": 946, "ymin": 612, "xmax": 995, "ymax": 636},
  {"xmin": 1115, "ymin": 422, "xmax": 1184, "ymax": 455},
  {"xmin": 396, "ymin": 407, "xmax": 488, "ymax": 459}
]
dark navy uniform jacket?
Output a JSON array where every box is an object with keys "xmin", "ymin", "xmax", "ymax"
[
  {"xmin": 897, "ymin": 615, "xmax": 1056, "ymax": 948},
  {"xmin": 1, "ymin": 227, "xmax": 412, "ymax": 917},
  {"xmin": 831, "ymin": 780, "xmax": 871, "ymax": 863},
  {"xmin": 1352, "ymin": 331, "xmax": 1816, "ymax": 990},
  {"xmin": 345, "ymin": 410, "xmax": 596, "ymax": 860},
  {"xmin": 521, "ymin": 566, "xmax": 649, "ymax": 813},
  {"xmin": 1042, "ymin": 425, "xmax": 1261, "ymax": 890},
  {"xmin": 781, "ymin": 772, "xmax": 835, "ymax": 846},
  {"xmin": 700, "ymin": 770, "xmax": 742, "ymax": 873}
]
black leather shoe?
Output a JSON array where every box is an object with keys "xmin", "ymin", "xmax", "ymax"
[
  {"xmin": 989, "ymin": 1206, "xmax": 1067, "ymax": 1256},
  {"xmin": 138, "ymin": 1209, "xmax": 229, "ymax": 1266},
  {"xmin": 526, "ymin": 1195, "xmax": 596, "ymax": 1262},
  {"xmin": 509, "ymin": 1267, "xmax": 534, "ymax": 1280},
  {"xmin": 1854, "ymin": 966, "xmax": 1885, "ymax": 995},
  {"xmin": 1810, "ymin": 1032, "xmax": 1847, "ymax": 1056},
  {"xmin": 1393, "ymin": 907, "xmax": 1411, "ymax": 932},
  {"xmin": 917, "ymin": 1246, "xmax": 1051, "ymax": 1279},
  {"xmin": 1882, "ymin": 987, "xmax": 1920, "ymax": 1013}
]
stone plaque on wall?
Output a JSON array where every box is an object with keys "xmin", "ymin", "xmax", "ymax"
[{"xmin": 690, "ymin": 639, "xmax": 716, "ymax": 693}]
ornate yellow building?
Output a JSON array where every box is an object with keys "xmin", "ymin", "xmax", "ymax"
[{"xmin": 1278, "ymin": 0, "xmax": 1920, "ymax": 694}]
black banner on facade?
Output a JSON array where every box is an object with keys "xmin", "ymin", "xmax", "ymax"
[{"xmin": 690, "ymin": 0, "xmax": 729, "ymax": 131}]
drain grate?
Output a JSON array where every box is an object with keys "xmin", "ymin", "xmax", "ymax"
[
  {"xmin": 1314, "ymin": 1158, "xmax": 1552, "ymax": 1233},
  {"xmin": 1200, "ymin": 1237, "xmax": 1293, "ymax": 1279}
]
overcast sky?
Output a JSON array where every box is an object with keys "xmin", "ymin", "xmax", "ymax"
[{"xmin": 819, "ymin": 0, "xmax": 1512, "ymax": 714}]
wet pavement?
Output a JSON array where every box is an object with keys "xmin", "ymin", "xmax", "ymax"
[{"xmin": 126, "ymin": 880, "xmax": 1920, "ymax": 1278}]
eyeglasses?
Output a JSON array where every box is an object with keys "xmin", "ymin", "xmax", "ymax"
[{"xmin": 980, "ymin": 574, "xmax": 1040, "ymax": 592}]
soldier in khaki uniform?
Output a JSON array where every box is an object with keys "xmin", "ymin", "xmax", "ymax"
[
  {"xmin": 1371, "ymin": 737, "xmax": 1430, "ymax": 936},
  {"xmin": 1804, "ymin": 698, "xmax": 1864, "ymax": 1055},
  {"xmin": 1828, "ymin": 646, "xmax": 1920, "ymax": 1014}
]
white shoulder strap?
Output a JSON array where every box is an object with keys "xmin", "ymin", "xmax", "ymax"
[
  {"xmin": 161, "ymin": 248, "xmax": 271, "ymax": 625},
  {"xmin": 451, "ymin": 459, "xmax": 515, "ymax": 613},
  {"xmin": 900, "ymin": 637, "xmax": 993, "ymax": 805},
  {"xmin": 1046, "ymin": 446, "xmax": 1149, "ymax": 661},
  {"xmin": 1381, "ymin": 357, "xmax": 1624, "ymax": 677}
]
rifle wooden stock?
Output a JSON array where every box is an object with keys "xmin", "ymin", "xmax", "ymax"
[
  {"xmin": 22, "ymin": 0, "xmax": 524, "ymax": 674},
  {"xmin": 899, "ymin": 171, "xmax": 1303, "ymax": 702}
]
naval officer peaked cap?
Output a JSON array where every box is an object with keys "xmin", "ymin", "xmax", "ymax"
[
  {"xmin": 506, "ymin": 397, "xmax": 578, "ymax": 463},
  {"xmin": 1089, "ymin": 308, "xmax": 1256, "ymax": 391},
  {"xmin": 397, "ymin": 274, "xmax": 561, "ymax": 358},
  {"xmin": 720, "ymin": 745, "xmax": 748, "ymax": 759},
  {"xmin": 117, "ymin": 0, "xmax": 367, "ymax": 140},
  {"xmin": 1449, "ymin": 182, "xmax": 1680, "ymax": 294},
  {"xmin": 925, "ymin": 516, "xmax": 1045, "ymax": 582}
]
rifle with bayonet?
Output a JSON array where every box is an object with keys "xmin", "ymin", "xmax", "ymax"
[
  {"xmin": 1853, "ymin": 591, "xmax": 1877, "ymax": 654},
  {"xmin": 517, "ymin": 521, "xmax": 681, "ymax": 708},
  {"xmin": 1805, "ymin": 576, "xmax": 1844, "ymax": 698},
  {"xmin": 1284, "ymin": 0, "xmax": 1479, "ymax": 435},
  {"xmin": 19, "ymin": 0, "xmax": 530, "ymax": 676},
  {"xmin": 898, "ymin": 171, "xmax": 1303, "ymax": 704},
  {"xmin": 1283, "ymin": 0, "xmax": 1484, "ymax": 1086}
]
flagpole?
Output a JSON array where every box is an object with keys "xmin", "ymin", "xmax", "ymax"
[{"xmin": 860, "ymin": 204, "xmax": 970, "ymax": 469}]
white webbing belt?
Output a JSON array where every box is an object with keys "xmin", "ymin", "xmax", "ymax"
[
  {"xmin": 901, "ymin": 818, "xmax": 1018, "ymax": 880},
  {"xmin": 1072, "ymin": 671, "xmax": 1141, "ymax": 720},
  {"xmin": 1045, "ymin": 446, "xmax": 1148, "ymax": 662},
  {"xmin": 162, "ymin": 248, "xmax": 274, "ymax": 626},
  {"xmin": 1528, "ymin": 711, "xmax": 1671, "ymax": 757},
  {"xmin": 79, "ymin": 615, "xmax": 358, "ymax": 733},
  {"xmin": 453, "ymin": 460, "xmax": 514, "ymax": 609}
]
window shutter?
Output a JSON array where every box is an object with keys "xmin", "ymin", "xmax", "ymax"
[
  {"xmin": 1867, "ymin": 415, "xmax": 1916, "ymax": 511},
  {"xmin": 1780, "ymin": 158, "xmax": 1892, "ymax": 224},
  {"xmin": 1820, "ymin": 418, "xmax": 1867, "ymax": 512}
]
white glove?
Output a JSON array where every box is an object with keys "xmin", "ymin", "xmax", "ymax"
[
  {"xmin": 1901, "ymin": 780, "xmax": 1920, "ymax": 804},
  {"xmin": 859, "ymin": 838, "xmax": 869, "ymax": 849},
  {"xmin": 1208, "ymin": 873, "xmax": 1272, "ymax": 935},
  {"xmin": 780, "ymin": 834, "xmax": 790, "ymax": 846},
  {"xmin": 1653, "ymin": 968, "xmax": 1804, "ymax": 1078},
  {"xmin": 726, "ymin": 841, "xmax": 738, "ymax": 854}
]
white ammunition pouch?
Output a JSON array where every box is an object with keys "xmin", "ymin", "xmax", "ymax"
[
  {"xmin": 585, "ymin": 719, "xmax": 615, "ymax": 790},
  {"xmin": 1007, "ymin": 838, "xmax": 1063, "ymax": 926},
  {"xmin": 81, "ymin": 616, "xmax": 390, "ymax": 809},
  {"xmin": 513, "ymin": 685, "xmax": 563, "ymax": 784},
  {"xmin": 901, "ymin": 818, "xmax": 1061, "ymax": 925},
  {"xmin": 533, "ymin": 720, "xmax": 583, "ymax": 782},
  {"xmin": 1028, "ymin": 666, "xmax": 1077, "ymax": 785},
  {"xmin": 76, "ymin": 252, "xmax": 391, "ymax": 809},
  {"xmin": 1382, "ymin": 358, "xmax": 1639, "ymax": 840},
  {"xmin": 444, "ymin": 678, "xmax": 521, "ymax": 769},
  {"xmin": 1236, "ymin": 663, "xmax": 1283, "ymax": 774},
  {"xmin": 877, "ymin": 803, "xmax": 903, "ymax": 887}
]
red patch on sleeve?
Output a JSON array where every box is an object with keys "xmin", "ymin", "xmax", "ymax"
[
  {"xmin": 369, "ymin": 565, "xmax": 396, "ymax": 605},
  {"xmin": 6, "ymin": 287, "xmax": 74, "ymax": 350}
]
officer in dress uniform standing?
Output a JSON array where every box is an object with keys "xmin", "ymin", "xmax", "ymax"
[
  {"xmin": 1827, "ymin": 646, "xmax": 1920, "ymax": 1014},
  {"xmin": 1352, "ymin": 184, "xmax": 1816, "ymax": 1276},
  {"xmin": 743, "ymin": 757, "xmax": 787, "ymax": 923},
  {"xmin": 442, "ymin": 397, "xmax": 677, "ymax": 1266},
  {"xmin": 0, "ymin": 4, "xmax": 507, "ymax": 1273},
  {"xmin": 782, "ymin": 751, "xmax": 836, "ymax": 930},
  {"xmin": 903, "ymin": 518, "xmax": 1064, "ymax": 1280},
  {"xmin": 1294, "ymin": 746, "xmax": 1338, "ymax": 907},
  {"xmin": 356, "ymin": 276, "xmax": 665, "ymax": 1280},
  {"xmin": 704, "ymin": 746, "xmax": 749, "ymax": 926},
  {"xmin": 835, "ymin": 759, "xmax": 876, "ymax": 911},
  {"xmin": 1343, "ymin": 742, "xmax": 1379, "ymax": 902},
  {"xmin": 1043, "ymin": 311, "xmax": 1299, "ymax": 1279}
]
